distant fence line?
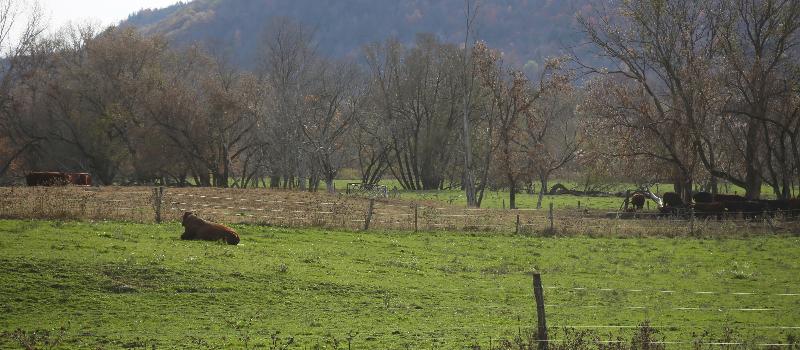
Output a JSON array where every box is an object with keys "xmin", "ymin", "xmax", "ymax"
[{"xmin": 1, "ymin": 186, "xmax": 800, "ymax": 236}]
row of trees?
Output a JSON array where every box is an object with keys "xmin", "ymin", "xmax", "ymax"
[
  {"xmin": 0, "ymin": 0, "xmax": 798, "ymax": 206},
  {"xmin": 579, "ymin": 0, "xmax": 800, "ymax": 200},
  {"xmin": 0, "ymin": 0, "xmax": 581, "ymax": 209}
]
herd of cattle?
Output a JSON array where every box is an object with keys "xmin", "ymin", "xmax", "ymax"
[
  {"xmin": 629, "ymin": 191, "xmax": 800, "ymax": 220},
  {"xmin": 25, "ymin": 172, "xmax": 92, "ymax": 187}
]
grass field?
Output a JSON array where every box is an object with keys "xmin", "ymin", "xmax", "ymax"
[
  {"xmin": 1, "ymin": 219, "xmax": 799, "ymax": 349},
  {"xmin": 326, "ymin": 178, "xmax": 777, "ymax": 211}
]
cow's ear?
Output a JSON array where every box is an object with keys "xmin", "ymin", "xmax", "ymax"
[{"xmin": 183, "ymin": 212, "xmax": 192, "ymax": 221}]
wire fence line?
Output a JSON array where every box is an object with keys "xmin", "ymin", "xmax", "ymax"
[
  {"xmin": 544, "ymin": 286, "xmax": 800, "ymax": 297},
  {"xmin": 3, "ymin": 186, "xmax": 800, "ymax": 236},
  {"xmin": 246, "ymin": 272, "xmax": 798, "ymax": 343},
  {"xmin": 177, "ymin": 327, "xmax": 798, "ymax": 347},
  {"xmin": 247, "ymin": 281, "xmax": 800, "ymax": 299}
]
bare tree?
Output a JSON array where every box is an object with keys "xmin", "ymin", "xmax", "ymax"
[
  {"xmin": 578, "ymin": 0, "xmax": 722, "ymax": 201},
  {"xmin": 298, "ymin": 60, "xmax": 363, "ymax": 193},
  {"xmin": 528, "ymin": 84, "xmax": 581, "ymax": 209},
  {"xmin": 474, "ymin": 42, "xmax": 528, "ymax": 209},
  {"xmin": 461, "ymin": 0, "xmax": 480, "ymax": 207},
  {"xmin": 703, "ymin": 0, "xmax": 800, "ymax": 199},
  {"xmin": 144, "ymin": 45, "xmax": 258, "ymax": 187},
  {"xmin": 256, "ymin": 17, "xmax": 317, "ymax": 190},
  {"xmin": 0, "ymin": 0, "xmax": 45, "ymax": 179},
  {"xmin": 364, "ymin": 35, "xmax": 462, "ymax": 191},
  {"xmin": 41, "ymin": 26, "xmax": 167, "ymax": 184}
]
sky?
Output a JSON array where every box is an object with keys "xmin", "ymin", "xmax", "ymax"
[
  {"xmin": 4, "ymin": 0, "xmax": 183, "ymax": 46},
  {"xmin": 36, "ymin": 0, "xmax": 183, "ymax": 28}
]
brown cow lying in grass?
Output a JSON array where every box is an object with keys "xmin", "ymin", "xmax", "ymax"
[{"xmin": 181, "ymin": 212, "xmax": 240, "ymax": 245}]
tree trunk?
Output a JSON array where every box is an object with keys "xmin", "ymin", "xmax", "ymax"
[
  {"xmin": 674, "ymin": 176, "xmax": 693, "ymax": 204},
  {"xmin": 744, "ymin": 120, "xmax": 762, "ymax": 199},
  {"xmin": 710, "ymin": 176, "xmax": 718, "ymax": 195},
  {"xmin": 536, "ymin": 176, "xmax": 547, "ymax": 209},
  {"xmin": 421, "ymin": 170, "xmax": 441, "ymax": 191},
  {"xmin": 270, "ymin": 175, "xmax": 280, "ymax": 189},
  {"xmin": 461, "ymin": 5, "xmax": 477, "ymax": 208},
  {"xmin": 197, "ymin": 172, "xmax": 211, "ymax": 187},
  {"xmin": 508, "ymin": 180, "xmax": 517, "ymax": 210},
  {"xmin": 215, "ymin": 169, "xmax": 229, "ymax": 188},
  {"xmin": 283, "ymin": 175, "xmax": 293, "ymax": 189},
  {"xmin": 325, "ymin": 175, "xmax": 336, "ymax": 194}
]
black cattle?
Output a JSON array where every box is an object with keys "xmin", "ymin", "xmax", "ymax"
[
  {"xmin": 630, "ymin": 193, "xmax": 646, "ymax": 211},
  {"xmin": 693, "ymin": 192, "xmax": 713, "ymax": 203},
  {"xmin": 662, "ymin": 192, "xmax": 685, "ymax": 208},
  {"xmin": 694, "ymin": 192, "xmax": 747, "ymax": 204},
  {"xmin": 715, "ymin": 194, "xmax": 747, "ymax": 202},
  {"xmin": 787, "ymin": 199, "xmax": 800, "ymax": 218},
  {"xmin": 758, "ymin": 199, "xmax": 789, "ymax": 217},
  {"xmin": 723, "ymin": 201, "xmax": 767, "ymax": 220},
  {"xmin": 692, "ymin": 202, "xmax": 726, "ymax": 220}
]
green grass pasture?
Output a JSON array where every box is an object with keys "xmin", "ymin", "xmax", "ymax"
[{"xmin": 1, "ymin": 220, "xmax": 798, "ymax": 349}]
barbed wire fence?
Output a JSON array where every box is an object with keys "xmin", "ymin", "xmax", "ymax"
[
  {"xmin": 2, "ymin": 186, "xmax": 800, "ymax": 237},
  {"xmin": 527, "ymin": 271, "xmax": 800, "ymax": 348},
  {"xmin": 246, "ymin": 272, "xmax": 800, "ymax": 347}
]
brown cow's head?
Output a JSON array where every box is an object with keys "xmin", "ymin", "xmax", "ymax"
[{"xmin": 182, "ymin": 211, "xmax": 194, "ymax": 226}]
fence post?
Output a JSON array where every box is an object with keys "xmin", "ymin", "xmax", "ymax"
[
  {"xmin": 577, "ymin": 201, "xmax": 581, "ymax": 209},
  {"xmin": 764, "ymin": 209, "xmax": 778, "ymax": 232},
  {"xmin": 364, "ymin": 198, "xmax": 375, "ymax": 231},
  {"xmin": 532, "ymin": 272, "xmax": 548, "ymax": 350},
  {"xmin": 689, "ymin": 207, "xmax": 695, "ymax": 235},
  {"xmin": 548, "ymin": 202, "xmax": 554, "ymax": 233},
  {"xmin": 621, "ymin": 190, "xmax": 631, "ymax": 212},
  {"xmin": 152, "ymin": 186, "xmax": 164, "ymax": 224},
  {"xmin": 414, "ymin": 204, "xmax": 418, "ymax": 233},
  {"xmin": 515, "ymin": 214, "xmax": 520, "ymax": 234}
]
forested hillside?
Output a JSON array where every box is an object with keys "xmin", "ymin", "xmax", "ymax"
[{"xmin": 123, "ymin": 0, "xmax": 590, "ymax": 70}]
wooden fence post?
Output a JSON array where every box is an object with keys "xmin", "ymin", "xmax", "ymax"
[
  {"xmin": 548, "ymin": 202, "xmax": 554, "ymax": 233},
  {"xmin": 532, "ymin": 272, "xmax": 548, "ymax": 350},
  {"xmin": 152, "ymin": 186, "xmax": 164, "ymax": 224},
  {"xmin": 515, "ymin": 214, "xmax": 520, "ymax": 234},
  {"xmin": 621, "ymin": 190, "xmax": 631, "ymax": 212},
  {"xmin": 689, "ymin": 207, "xmax": 695, "ymax": 235},
  {"xmin": 414, "ymin": 204, "xmax": 418, "ymax": 233},
  {"xmin": 364, "ymin": 198, "xmax": 375, "ymax": 231}
]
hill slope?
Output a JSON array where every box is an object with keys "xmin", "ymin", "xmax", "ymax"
[{"xmin": 123, "ymin": 0, "xmax": 592, "ymax": 70}]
